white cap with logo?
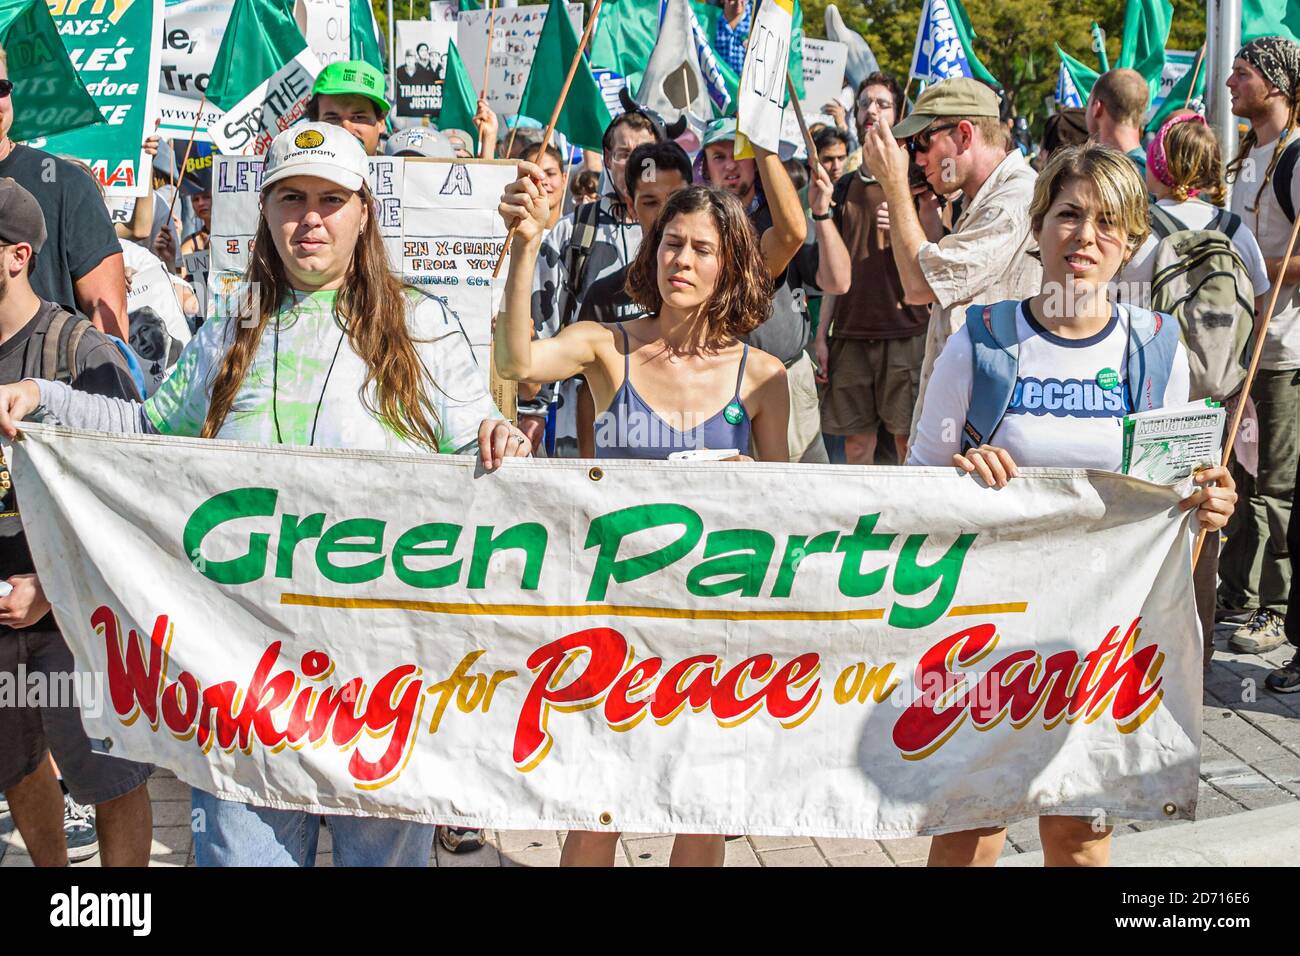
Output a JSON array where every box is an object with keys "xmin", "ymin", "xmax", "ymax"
[
  {"xmin": 385, "ymin": 127, "xmax": 457, "ymax": 159},
  {"xmin": 261, "ymin": 122, "xmax": 368, "ymax": 193}
]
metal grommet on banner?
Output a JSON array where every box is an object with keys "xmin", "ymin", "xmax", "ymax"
[
  {"xmin": 598, "ymin": 811, "xmax": 613, "ymax": 826},
  {"xmin": 1162, "ymin": 802, "xmax": 1177, "ymax": 816},
  {"xmin": 103, "ymin": 737, "xmax": 113, "ymax": 753},
  {"xmin": 588, "ymin": 467, "xmax": 604, "ymax": 482}
]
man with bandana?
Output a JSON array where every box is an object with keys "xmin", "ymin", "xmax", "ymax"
[{"xmin": 1220, "ymin": 36, "xmax": 1300, "ymax": 674}]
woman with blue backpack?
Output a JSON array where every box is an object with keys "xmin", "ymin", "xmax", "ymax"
[{"xmin": 909, "ymin": 144, "xmax": 1238, "ymax": 866}]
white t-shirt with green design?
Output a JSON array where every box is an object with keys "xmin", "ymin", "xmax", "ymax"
[{"xmin": 145, "ymin": 289, "xmax": 498, "ymax": 453}]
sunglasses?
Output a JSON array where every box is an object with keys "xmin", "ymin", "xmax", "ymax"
[
  {"xmin": 909, "ymin": 121, "xmax": 961, "ymax": 154},
  {"xmin": 0, "ymin": 79, "xmax": 12, "ymax": 98}
]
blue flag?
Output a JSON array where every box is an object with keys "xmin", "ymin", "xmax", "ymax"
[
  {"xmin": 1056, "ymin": 61, "xmax": 1084, "ymax": 108},
  {"xmin": 909, "ymin": 0, "xmax": 999, "ymax": 88}
]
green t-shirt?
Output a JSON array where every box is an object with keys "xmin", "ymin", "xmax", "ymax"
[{"xmin": 145, "ymin": 289, "xmax": 499, "ymax": 453}]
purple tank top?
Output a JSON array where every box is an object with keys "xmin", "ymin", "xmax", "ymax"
[{"xmin": 595, "ymin": 323, "xmax": 751, "ymax": 460}]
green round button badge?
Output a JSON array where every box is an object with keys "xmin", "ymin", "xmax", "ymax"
[
  {"xmin": 723, "ymin": 401, "xmax": 746, "ymax": 426},
  {"xmin": 1096, "ymin": 368, "xmax": 1120, "ymax": 391}
]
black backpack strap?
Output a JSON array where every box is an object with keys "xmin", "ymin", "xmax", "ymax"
[
  {"xmin": 559, "ymin": 200, "xmax": 602, "ymax": 329},
  {"xmin": 1211, "ymin": 207, "xmax": 1243, "ymax": 239},
  {"xmin": 1272, "ymin": 136, "xmax": 1300, "ymax": 225},
  {"xmin": 1149, "ymin": 204, "xmax": 1184, "ymax": 239}
]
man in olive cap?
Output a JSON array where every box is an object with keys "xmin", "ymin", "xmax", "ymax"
[
  {"xmin": 861, "ymin": 76, "xmax": 1042, "ymax": 445},
  {"xmin": 307, "ymin": 60, "xmax": 391, "ymax": 156}
]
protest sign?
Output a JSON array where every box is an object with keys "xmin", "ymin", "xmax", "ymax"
[
  {"xmin": 206, "ymin": 0, "xmax": 321, "ymax": 156},
  {"xmin": 11, "ymin": 428, "xmax": 1202, "ymax": 837},
  {"xmin": 295, "ymin": 0, "xmax": 350, "ymax": 66},
  {"xmin": 457, "ymin": 3, "xmax": 582, "ymax": 116},
  {"xmin": 780, "ymin": 37, "xmax": 847, "ymax": 150},
  {"xmin": 1150, "ymin": 49, "xmax": 1198, "ymax": 117},
  {"xmin": 401, "ymin": 160, "xmax": 514, "ymax": 367},
  {"xmin": 736, "ymin": 0, "xmax": 793, "ymax": 156},
  {"xmin": 429, "ymin": 0, "xmax": 457, "ymax": 21},
  {"xmin": 39, "ymin": 0, "xmax": 164, "ymax": 197},
  {"xmin": 157, "ymin": 0, "xmax": 232, "ymax": 141},
  {"xmin": 393, "ymin": 20, "xmax": 458, "ymax": 120},
  {"xmin": 126, "ymin": 259, "xmax": 192, "ymax": 394}
]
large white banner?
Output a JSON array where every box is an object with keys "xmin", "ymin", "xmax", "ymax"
[
  {"xmin": 210, "ymin": 155, "xmax": 509, "ymax": 364},
  {"xmin": 10, "ymin": 426, "xmax": 1203, "ymax": 837},
  {"xmin": 458, "ymin": 4, "xmax": 583, "ymax": 116}
]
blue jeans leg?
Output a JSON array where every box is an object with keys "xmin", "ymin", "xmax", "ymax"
[
  {"xmin": 191, "ymin": 788, "xmax": 319, "ymax": 867},
  {"xmin": 325, "ymin": 814, "xmax": 435, "ymax": 867}
]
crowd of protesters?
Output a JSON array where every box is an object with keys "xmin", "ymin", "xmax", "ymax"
[{"xmin": 3, "ymin": 24, "xmax": 1300, "ymax": 869}]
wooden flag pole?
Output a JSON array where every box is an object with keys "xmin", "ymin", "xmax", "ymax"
[
  {"xmin": 1192, "ymin": 199, "xmax": 1300, "ymax": 567},
  {"xmin": 164, "ymin": 94, "xmax": 208, "ymax": 246},
  {"xmin": 1184, "ymin": 44, "xmax": 1207, "ymax": 110},
  {"xmin": 491, "ymin": 0, "xmax": 603, "ymax": 278},
  {"xmin": 482, "ymin": 0, "xmax": 496, "ymax": 101},
  {"xmin": 786, "ymin": 75, "xmax": 820, "ymax": 173},
  {"xmin": 901, "ymin": 76, "xmax": 915, "ymax": 116}
]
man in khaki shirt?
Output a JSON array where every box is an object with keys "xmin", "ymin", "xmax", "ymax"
[{"xmin": 862, "ymin": 78, "xmax": 1042, "ymax": 442}]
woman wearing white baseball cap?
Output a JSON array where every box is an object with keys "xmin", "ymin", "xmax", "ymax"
[{"xmin": 0, "ymin": 121, "xmax": 531, "ymax": 867}]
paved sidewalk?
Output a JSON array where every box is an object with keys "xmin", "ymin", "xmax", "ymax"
[{"xmin": 2, "ymin": 624, "xmax": 1297, "ymax": 868}]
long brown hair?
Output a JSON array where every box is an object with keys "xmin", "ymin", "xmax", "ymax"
[
  {"xmin": 624, "ymin": 185, "xmax": 773, "ymax": 351},
  {"xmin": 1225, "ymin": 90, "xmax": 1300, "ymax": 213},
  {"xmin": 202, "ymin": 183, "xmax": 442, "ymax": 449}
]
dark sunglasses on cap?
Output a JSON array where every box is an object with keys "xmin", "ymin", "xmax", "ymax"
[
  {"xmin": 908, "ymin": 120, "xmax": 961, "ymax": 154},
  {"xmin": 0, "ymin": 79, "xmax": 13, "ymax": 98}
]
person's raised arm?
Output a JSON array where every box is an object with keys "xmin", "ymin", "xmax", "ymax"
[
  {"xmin": 807, "ymin": 163, "xmax": 851, "ymax": 295},
  {"xmin": 494, "ymin": 160, "xmax": 601, "ymax": 385},
  {"xmin": 755, "ymin": 143, "xmax": 807, "ymax": 279},
  {"xmin": 862, "ymin": 119, "xmax": 938, "ymax": 305}
]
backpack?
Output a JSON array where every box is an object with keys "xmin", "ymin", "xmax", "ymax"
[
  {"xmin": 1148, "ymin": 204, "xmax": 1256, "ymax": 402},
  {"xmin": 559, "ymin": 200, "xmax": 603, "ymax": 329},
  {"xmin": 961, "ymin": 300, "xmax": 1181, "ymax": 452},
  {"xmin": 37, "ymin": 309, "xmax": 148, "ymax": 397},
  {"xmin": 38, "ymin": 309, "xmax": 94, "ymax": 386},
  {"xmin": 1271, "ymin": 136, "xmax": 1300, "ymax": 224}
]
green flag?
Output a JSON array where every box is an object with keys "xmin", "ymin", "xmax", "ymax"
[
  {"xmin": 1057, "ymin": 44, "xmax": 1100, "ymax": 100},
  {"xmin": 440, "ymin": 40, "xmax": 479, "ymax": 152},
  {"xmin": 350, "ymin": 0, "xmax": 385, "ymax": 71},
  {"xmin": 948, "ymin": 0, "xmax": 1001, "ymax": 89},
  {"xmin": 1146, "ymin": 49, "xmax": 1206, "ymax": 133},
  {"xmin": 1116, "ymin": 0, "xmax": 1173, "ymax": 103},
  {"xmin": 0, "ymin": 0, "xmax": 101, "ymax": 142},
  {"xmin": 1243, "ymin": 0, "xmax": 1300, "ymax": 44},
  {"xmin": 458, "ymin": 0, "xmax": 480, "ymax": 10},
  {"xmin": 207, "ymin": 0, "xmax": 318, "ymax": 154},
  {"xmin": 517, "ymin": 0, "xmax": 611, "ymax": 152}
]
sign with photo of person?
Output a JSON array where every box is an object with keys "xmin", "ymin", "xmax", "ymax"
[{"xmin": 392, "ymin": 19, "xmax": 457, "ymax": 121}]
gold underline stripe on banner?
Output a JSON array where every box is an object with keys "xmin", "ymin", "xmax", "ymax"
[{"xmin": 280, "ymin": 594, "xmax": 1030, "ymax": 622}]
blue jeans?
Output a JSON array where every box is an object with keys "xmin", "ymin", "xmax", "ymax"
[{"xmin": 191, "ymin": 789, "xmax": 434, "ymax": 867}]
